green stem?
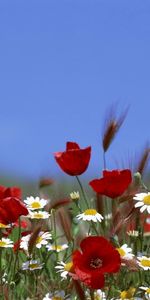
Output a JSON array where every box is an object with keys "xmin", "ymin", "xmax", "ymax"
[
  {"xmin": 76, "ymin": 177, "xmax": 99, "ymax": 234},
  {"xmin": 12, "ymin": 217, "xmax": 21, "ymax": 280},
  {"xmin": 52, "ymin": 209, "xmax": 58, "ymax": 261},
  {"xmin": 90, "ymin": 289, "xmax": 95, "ymax": 300},
  {"xmin": 103, "ymin": 151, "xmax": 106, "ymax": 169},
  {"xmin": 76, "ymin": 176, "xmax": 89, "ymax": 208},
  {"xmin": 90, "ymin": 221, "xmax": 99, "ymax": 235}
]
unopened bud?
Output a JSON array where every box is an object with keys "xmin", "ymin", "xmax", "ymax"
[{"xmin": 70, "ymin": 191, "xmax": 80, "ymax": 201}]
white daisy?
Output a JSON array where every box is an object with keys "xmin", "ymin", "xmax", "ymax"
[
  {"xmin": 35, "ymin": 232, "xmax": 52, "ymax": 249},
  {"xmin": 46, "ymin": 243, "xmax": 68, "ymax": 252},
  {"xmin": 24, "ymin": 196, "xmax": 48, "ymax": 210},
  {"xmin": 22, "ymin": 260, "xmax": 44, "ymax": 271},
  {"xmin": 70, "ymin": 191, "xmax": 80, "ymax": 201},
  {"xmin": 116, "ymin": 244, "xmax": 134, "ymax": 260},
  {"xmin": 43, "ymin": 294, "xmax": 51, "ymax": 300},
  {"xmin": 20, "ymin": 234, "xmax": 30, "ymax": 251},
  {"xmin": 133, "ymin": 192, "xmax": 150, "ymax": 213},
  {"xmin": 27, "ymin": 211, "xmax": 50, "ymax": 219},
  {"xmin": 76, "ymin": 209, "xmax": 103, "ymax": 222},
  {"xmin": 94, "ymin": 290, "xmax": 106, "ymax": 300},
  {"xmin": 0, "ymin": 238, "xmax": 13, "ymax": 248},
  {"xmin": 85, "ymin": 289, "xmax": 106, "ymax": 300},
  {"xmin": 140, "ymin": 286, "xmax": 150, "ymax": 300},
  {"xmin": 43, "ymin": 291, "xmax": 69, "ymax": 300},
  {"xmin": 137, "ymin": 256, "xmax": 150, "ymax": 270},
  {"xmin": 55, "ymin": 261, "xmax": 73, "ymax": 280},
  {"xmin": 20, "ymin": 231, "xmax": 52, "ymax": 251}
]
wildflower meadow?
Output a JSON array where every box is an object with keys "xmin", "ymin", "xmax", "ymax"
[{"xmin": 0, "ymin": 110, "xmax": 150, "ymax": 300}]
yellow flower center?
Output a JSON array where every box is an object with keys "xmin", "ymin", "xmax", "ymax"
[
  {"xmin": 146, "ymin": 288, "xmax": 150, "ymax": 294},
  {"xmin": 33, "ymin": 213, "xmax": 44, "ymax": 218},
  {"xmin": 84, "ymin": 209, "xmax": 97, "ymax": 215},
  {"xmin": 94, "ymin": 295, "xmax": 102, "ymax": 300},
  {"xmin": 36, "ymin": 236, "xmax": 43, "ymax": 244},
  {"xmin": 120, "ymin": 287, "xmax": 135, "ymax": 299},
  {"xmin": 143, "ymin": 195, "xmax": 150, "ymax": 205},
  {"xmin": 140, "ymin": 259, "xmax": 150, "ymax": 267},
  {"xmin": 30, "ymin": 263, "xmax": 40, "ymax": 269},
  {"xmin": 52, "ymin": 245, "xmax": 63, "ymax": 251},
  {"xmin": 52, "ymin": 297, "xmax": 63, "ymax": 300},
  {"xmin": 31, "ymin": 202, "xmax": 41, "ymax": 209},
  {"xmin": 64, "ymin": 262, "xmax": 73, "ymax": 272},
  {"xmin": 117, "ymin": 248, "xmax": 126, "ymax": 257},
  {"xmin": 0, "ymin": 223, "xmax": 10, "ymax": 228},
  {"xmin": 0, "ymin": 241, "xmax": 7, "ymax": 247}
]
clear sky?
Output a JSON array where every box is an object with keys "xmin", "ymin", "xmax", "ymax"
[{"xmin": 0, "ymin": 0, "xmax": 150, "ymax": 181}]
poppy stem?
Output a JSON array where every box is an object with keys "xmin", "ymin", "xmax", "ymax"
[
  {"xmin": 76, "ymin": 176, "xmax": 89, "ymax": 208},
  {"xmin": 73, "ymin": 279, "xmax": 86, "ymax": 300},
  {"xmin": 12, "ymin": 217, "xmax": 21, "ymax": 280},
  {"xmin": 76, "ymin": 176, "xmax": 99, "ymax": 234},
  {"xmin": 103, "ymin": 151, "xmax": 106, "ymax": 169},
  {"xmin": 91, "ymin": 221, "xmax": 99, "ymax": 235}
]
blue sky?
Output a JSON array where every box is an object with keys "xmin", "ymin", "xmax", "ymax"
[{"xmin": 0, "ymin": 0, "xmax": 150, "ymax": 181}]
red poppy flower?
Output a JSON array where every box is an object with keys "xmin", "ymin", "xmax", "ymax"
[
  {"xmin": 0, "ymin": 197, "xmax": 28, "ymax": 225},
  {"xmin": 0, "ymin": 186, "xmax": 21, "ymax": 200},
  {"xmin": 14, "ymin": 220, "xmax": 28, "ymax": 229},
  {"xmin": 89, "ymin": 169, "xmax": 132, "ymax": 198},
  {"xmin": 72, "ymin": 236, "xmax": 121, "ymax": 289},
  {"xmin": 3, "ymin": 220, "xmax": 28, "ymax": 238},
  {"xmin": 54, "ymin": 142, "xmax": 91, "ymax": 176}
]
